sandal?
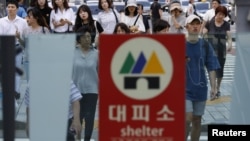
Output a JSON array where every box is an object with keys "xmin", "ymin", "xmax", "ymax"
[
  {"xmin": 216, "ymin": 91, "xmax": 221, "ymax": 98},
  {"xmin": 210, "ymin": 93, "xmax": 217, "ymax": 101}
]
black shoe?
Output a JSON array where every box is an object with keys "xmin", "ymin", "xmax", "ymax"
[
  {"xmin": 216, "ymin": 91, "xmax": 221, "ymax": 98},
  {"xmin": 15, "ymin": 91, "xmax": 20, "ymax": 100}
]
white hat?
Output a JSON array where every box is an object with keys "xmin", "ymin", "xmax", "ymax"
[
  {"xmin": 185, "ymin": 15, "xmax": 201, "ymax": 26},
  {"xmin": 126, "ymin": 0, "xmax": 137, "ymax": 8},
  {"xmin": 170, "ymin": 2, "xmax": 182, "ymax": 12}
]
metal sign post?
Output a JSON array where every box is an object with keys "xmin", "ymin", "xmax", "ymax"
[{"xmin": 0, "ymin": 36, "xmax": 16, "ymax": 141}]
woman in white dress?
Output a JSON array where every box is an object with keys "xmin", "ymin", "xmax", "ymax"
[
  {"xmin": 121, "ymin": 0, "xmax": 145, "ymax": 34},
  {"xmin": 97, "ymin": 0, "xmax": 120, "ymax": 34}
]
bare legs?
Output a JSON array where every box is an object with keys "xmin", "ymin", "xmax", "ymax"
[
  {"xmin": 216, "ymin": 77, "xmax": 222, "ymax": 96},
  {"xmin": 186, "ymin": 112, "xmax": 202, "ymax": 141}
]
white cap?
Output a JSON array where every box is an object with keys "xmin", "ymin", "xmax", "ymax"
[
  {"xmin": 185, "ymin": 15, "xmax": 201, "ymax": 26},
  {"xmin": 170, "ymin": 2, "xmax": 182, "ymax": 12},
  {"xmin": 126, "ymin": 0, "xmax": 137, "ymax": 8}
]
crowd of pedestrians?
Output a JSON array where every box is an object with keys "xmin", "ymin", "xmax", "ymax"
[{"xmin": 0, "ymin": 0, "xmax": 233, "ymax": 141}]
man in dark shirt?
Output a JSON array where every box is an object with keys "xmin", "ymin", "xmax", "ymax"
[{"xmin": 150, "ymin": 0, "xmax": 162, "ymax": 26}]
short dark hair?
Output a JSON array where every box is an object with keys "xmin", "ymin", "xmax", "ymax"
[
  {"xmin": 137, "ymin": 3, "xmax": 143, "ymax": 10},
  {"xmin": 215, "ymin": 5, "xmax": 227, "ymax": 17},
  {"xmin": 7, "ymin": 0, "xmax": 19, "ymax": 8},
  {"xmin": 212, "ymin": 0, "xmax": 221, "ymax": 4},
  {"xmin": 98, "ymin": 0, "xmax": 113, "ymax": 10},
  {"xmin": 113, "ymin": 22, "xmax": 130, "ymax": 34},
  {"xmin": 76, "ymin": 27, "xmax": 92, "ymax": 43},
  {"xmin": 153, "ymin": 19, "xmax": 170, "ymax": 33}
]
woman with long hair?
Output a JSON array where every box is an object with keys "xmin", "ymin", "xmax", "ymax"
[
  {"xmin": 35, "ymin": 0, "xmax": 52, "ymax": 30},
  {"xmin": 97, "ymin": 0, "xmax": 120, "ymax": 33},
  {"xmin": 50, "ymin": 0, "xmax": 75, "ymax": 33},
  {"xmin": 17, "ymin": 7, "xmax": 50, "ymax": 46},
  {"xmin": 16, "ymin": 7, "xmax": 51, "ymax": 137},
  {"xmin": 74, "ymin": 4, "xmax": 103, "ymax": 48}
]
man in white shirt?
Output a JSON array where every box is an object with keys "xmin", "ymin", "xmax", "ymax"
[{"xmin": 0, "ymin": 0, "xmax": 28, "ymax": 100}]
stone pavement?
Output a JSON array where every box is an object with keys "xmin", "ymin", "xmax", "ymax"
[{"xmin": 202, "ymin": 82, "xmax": 232, "ymax": 126}]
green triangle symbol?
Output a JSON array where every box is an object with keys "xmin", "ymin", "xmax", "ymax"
[{"xmin": 119, "ymin": 52, "xmax": 135, "ymax": 74}]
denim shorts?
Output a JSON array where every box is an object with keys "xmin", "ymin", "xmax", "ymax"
[{"xmin": 186, "ymin": 100, "xmax": 206, "ymax": 116}]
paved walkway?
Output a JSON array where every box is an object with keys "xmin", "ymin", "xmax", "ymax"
[
  {"xmin": 0, "ymin": 80, "xmax": 232, "ymax": 140},
  {"xmin": 12, "ymin": 80, "xmax": 233, "ymax": 130},
  {"xmin": 203, "ymin": 82, "xmax": 232, "ymax": 125},
  {"xmin": 0, "ymin": 68, "xmax": 234, "ymax": 139}
]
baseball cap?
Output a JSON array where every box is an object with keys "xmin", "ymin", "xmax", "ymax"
[
  {"xmin": 185, "ymin": 15, "xmax": 201, "ymax": 26},
  {"xmin": 170, "ymin": 2, "xmax": 182, "ymax": 12}
]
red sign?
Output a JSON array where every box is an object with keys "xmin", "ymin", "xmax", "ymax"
[{"xmin": 99, "ymin": 35, "xmax": 186, "ymax": 141}]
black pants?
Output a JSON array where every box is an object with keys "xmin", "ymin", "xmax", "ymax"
[{"xmin": 80, "ymin": 94, "xmax": 98, "ymax": 141}]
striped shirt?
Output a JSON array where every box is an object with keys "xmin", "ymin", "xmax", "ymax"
[{"xmin": 24, "ymin": 81, "xmax": 82, "ymax": 119}]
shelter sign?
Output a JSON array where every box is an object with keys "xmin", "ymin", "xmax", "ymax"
[{"xmin": 99, "ymin": 35, "xmax": 186, "ymax": 141}]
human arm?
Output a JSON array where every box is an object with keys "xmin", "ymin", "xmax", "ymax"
[
  {"xmin": 226, "ymin": 30, "xmax": 233, "ymax": 52},
  {"xmin": 50, "ymin": 10, "xmax": 68, "ymax": 29},
  {"xmin": 16, "ymin": 30, "xmax": 25, "ymax": 46},
  {"xmin": 70, "ymin": 100, "xmax": 82, "ymax": 139},
  {"xmin": 171, "ymin": 13, "xmax": 183, "ymax": 30},
  {"xmin": 64, "ymin": 8, "xmax": 75, "ymax": 26},
  {"xmin": 187, "ymin": 4, "xmax": 194, "ymax": 16},
  {"xmin": 150, "ymin": 4, "xmax": 153, "ymax": 17},
  {"xmin": 15, "ymin": 21, "xmax": 28, "ymax": 47},
  {"xmin": 133, "ymin": 15, "xmax": 145, "ymax": 34},
  {"xmin": 208, "ymin": 70, "xmax": 217, "ymax": 100},
  {"xmin": 50, "ymin": 10, "xmax": 55, "ymax": 30},
  {"xmin": 159, "ymin": 6, "xmax": 163, "ymax": 19},
  {"xmin": 200, "ymin": 10, "xmax": 210, "ymax": 35},
  {"xmin": 201, "ymin": 20, "xmax": 207, "ymax": 35},
  {"xmin": 20, "ymin": 7, "xmax": 27, "ymax": 18}
]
